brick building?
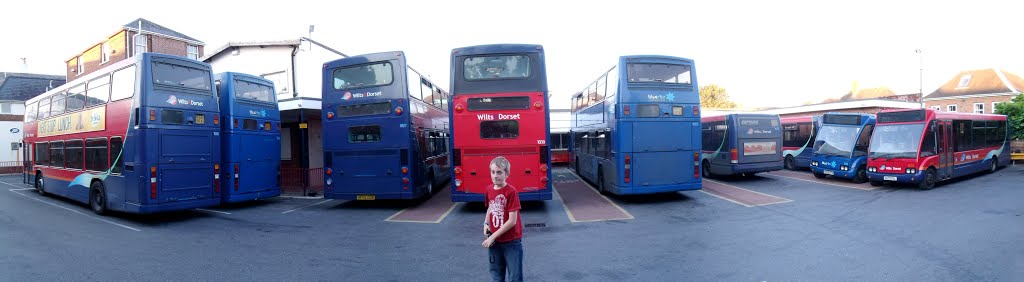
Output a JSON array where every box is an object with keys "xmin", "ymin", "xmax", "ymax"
[
  {"xmin": 759, "ymin": 99, "xmax": 921, "ymax": 119},
  {"xmin": 922, "ymin": 69, "xmax": 1024, "ymax": 114},
  {"xmin": 64, "ymin": 18, "xmax": 204, "ymax": 81}
]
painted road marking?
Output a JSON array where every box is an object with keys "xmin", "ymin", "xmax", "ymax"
[
  {"xmin": 555, "ymin": 169, "xmax": 634, "ymax": 222},
  {"xmin": 385, "ymin": 186, "xmax": 461, "ymax": 223},
  {"xmin": 193, "ymin": 208, "xmax": 232, "ymax": 215},
  {"xmin": 5, "ymin": 189, "xmax": 142, "ymax": 232},
  {"xmin": 766, "ymin": 170, "xmax": 878, "ymax": 191},
  {"xmin": 701, "ymin": 179, "xmax": 792, "ymax": 207},
  {"xmin": 281, "ymin": 199, "xmax": 334, "ymax": 214}
]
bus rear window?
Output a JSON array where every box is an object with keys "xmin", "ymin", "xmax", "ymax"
[
  {"xmin": 234, "ymin": 80, "xmax": 275, "ymax": 103},
  {"xmin": 162, "ymin": 110, "xmax": 184, "ymax": 124},
  {"xmin": 481, "ymin": 120, "xmax": 519, "ymax": 139},
  {"xmin": 467, "ymin": 97, "xmax": 530, "ymax": 111},
  {"xmin": 463, "ymin": 55, "xmax": 530, "ymax": 80},
  {"xmin": 152, "ymin": 62, "xmax": 211, "ymax": 91},
  {"xmin": 349, "ymin": 125, "xmax": 381, "ymax": 143},
  {"xmin": 627, "ymin": 63, "xmax": 691, "ymax": 84},
  {"xmin": 337, "ymin": 102, "xmax": 391, "ymax": 118},
  {"xmin": 333, "ymin": 62, "xmax": 393, "ymax": 90}
]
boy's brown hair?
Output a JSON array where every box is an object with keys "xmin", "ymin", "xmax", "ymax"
[{"xmin": 490, "ymin": 156, "xmax": 511, "ymax": 174}]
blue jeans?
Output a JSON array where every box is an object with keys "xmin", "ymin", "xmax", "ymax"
[{"xmin": 488, "ymin": 239, "xmax": 523, "ymax": 282}]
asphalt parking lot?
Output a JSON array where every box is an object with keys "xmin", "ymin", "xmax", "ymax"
[{"xmin": 2, "ymin": 165, "xmax": 1023, "ymax": 281}]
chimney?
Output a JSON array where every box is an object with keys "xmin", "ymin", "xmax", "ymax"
[{"xmin": 20, "ymin": 57, "xmax": 28, "ymax": 71}]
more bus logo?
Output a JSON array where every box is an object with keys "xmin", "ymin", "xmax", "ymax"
[
  {"xmin": 250, "ymin": 109, "xmax": 267, "ymax": 117},
  {"xmin": 476, "ymin": 113, "xmax": 521, "ymax": 121},
  {"xmin": 166, "ymin": 95, "xmax": 178, "ymax": 105},
  {"xmin": 342, "ymin": 91, "xmax": 383, "ymax": 101},
  {"xmin": 165, "ymin": 95, "xmax": 205, "ymax": 107},
  {"xmin": 646, "ymin": 93, "xmax": 676, "ymax": 101},
  {"xmin": 342, "ymin": 91, "xmax": 352, "ymax": 100}
]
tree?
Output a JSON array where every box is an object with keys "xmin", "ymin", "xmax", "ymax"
[
  {"xmin": 995, "ymin": 93, "xmax": 1024, "ymax": 141},
  {"xmin": 699, "ymin": 84, "xmax": 737, "ymax": 108}
]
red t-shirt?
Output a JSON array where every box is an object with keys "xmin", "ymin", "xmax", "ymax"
[{"xmin": 485, "ymin": 183, "xmax": 522, "ymax": 242}]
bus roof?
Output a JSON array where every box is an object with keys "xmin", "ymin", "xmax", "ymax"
[
  {"xmin": 877, "ymin": 108, "xmax": 1006, "ymax": 123},
  {"xmin": 451, "ymin": 44, "xmax": 543, "ymax": 56},
  {"xmin": 216, "ymin": 72, "xmax": 274, "ymax": 85},
  {"xmin": 25, "ymin": 53, "xmax": 206, "ymax": 106},
  {"xmin": 621, "ymin": 55, "xmax": 693, "ymax": 64},
  {"xmin": 781, "ymin": 115, "xmax": 816, "ymax": 123},
  {"xmin": 701, "ymin": 113, "xmax": 779, "ymax": 122},
  {"xmin": 324, "ymin": 51, "xmax": 403, "ymax": 68}
]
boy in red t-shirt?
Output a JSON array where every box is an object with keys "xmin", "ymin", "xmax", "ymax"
[{"xmin": 482, "ymin": 156, "xmax": 523, "ymax": 282}]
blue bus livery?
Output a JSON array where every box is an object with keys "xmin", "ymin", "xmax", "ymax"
[
  {"xmin": 570, "ymin": 55, "xmax": 702, "ymax": 194},
  {"xmin": 24, "ymin": 53, "xmax": 222, "ymax": 214},
  {"xmin": 810, "ymin": 113, "xmax": 876, "ymax": 183},
  {"xmin": 701, "ymin": 114, "xmax": 784, "ymax": 177},
  {"xmin": 214, "ymin": 72, "xmax": 281, "ymax": 203},
  {"xmin": 322, "ymin": 51, "xmax": 451, "ymax": 200}
]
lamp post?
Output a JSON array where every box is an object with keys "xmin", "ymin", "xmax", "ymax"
[{"xmin": 916, "ymin": 49, "xmax": 923, "ymax": 108}]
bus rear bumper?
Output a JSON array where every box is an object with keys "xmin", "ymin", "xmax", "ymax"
[
  {"xmin": 124, "ymin": 197, "xmax": 221, "ymax": 214},
  {"xmin": 732, "ymin": 162, "xmax": 784, "ymax": 175},
  {"xmin": 608, "ymin": 182, "xmax": 701, "ymax": 195},
  {"xmin": 451, "ymin": 190, "xmax": 552, "ymax": 202},
  {"xmin": 324, "ymin": 191, "xmax": 415, "ymax": 200},
  {"xmin": 222, "ymin": 188, "xmax": 282, "ymax": 204},
  {"xmin": 810, "ymin": 166, "xmax": 858, "ymax": 179}
]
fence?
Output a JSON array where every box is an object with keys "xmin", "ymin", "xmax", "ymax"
[
  {"xmin": 0, "ymin": 161, "xmax": 25, "ymax": 174},
  {"xmin": 281, "ymin": 167, "xmax": 324, "ymax": 197}
]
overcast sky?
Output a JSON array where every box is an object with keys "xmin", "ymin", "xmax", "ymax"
[{"xmin": 2, "ymin": 0, "xmax": 1022, "ymax": 109}]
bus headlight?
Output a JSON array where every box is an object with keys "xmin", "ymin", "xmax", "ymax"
[
  {"xmin": 811, "ymin": 161, "xmax": 818, "ymax": 166},
  {"xmin": 868, "ymin": 167, "xmax": 876, "ymax": 172},
  {"xmin": 906, "ymin": 168, "xmax": 916, "ymax": 174},
  {"xmin": 840, "ymin": 165, "xmax": 849, "ymax": 171}
]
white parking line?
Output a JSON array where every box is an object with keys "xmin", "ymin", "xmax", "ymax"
[
  {"xmin": 281, "ymin": 199, "xmax": 333, "ymax": 214},
  {"xmin": 194, "ymin": 208, "xmax": 231, "ymax": 215},
  {"xmin": 0, "ymin": 180, "xmax": 32, "ymax": 188},
  {"xmin": 6, "ymin": 189, "xmax": 141, "ymax": 232},
  {"xmin": 8, "ymin": 188, "xmax": 34, "ymax": 191}
]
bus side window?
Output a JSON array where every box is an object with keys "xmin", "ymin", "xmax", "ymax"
[
  {"xmin": 49, "ymin": 141, "xmax": 64, "ymax": 168},
  {"xmin": 921, "ymin": 127, "xmax": 937, "ymax": 157},
  {"xmin": 854, "ymin": 124, "xmax": 873, "ymax": 156},
  {"xmin": 110, "ymin": 137, "xmax": 124, "ymax": 174}
]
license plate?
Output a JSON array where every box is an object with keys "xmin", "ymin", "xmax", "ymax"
[
  {"xmin": 883, "ymin": 176, "xmax": 897, "ymax": 181},
  {"xmin": 195, "ymin": 114, "xmax": 206, "ymax": 124},
  {"xmin": 823, "ymin": 170, "xmax": 834, "ymax": 175},
  {"xmin": 356, "ymin": 195, "xmax": 376, "ymax": 200}
]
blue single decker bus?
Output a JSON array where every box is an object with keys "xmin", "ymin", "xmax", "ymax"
[
  {"xmin": 701, "ymin": 114, "xmax": 784, "ymax": 177},
  {"xmin": 810, "ymin": 113, "xmax": 876, "ymax": 183},
  {"xmin": 322, "ymin": 51, "xmax": 451, "ymax": 200},
  {"xmin": 781, "ymin": 115, "xmax": 822, "ymax": 170},
  {"xmin": 214, "ymin": 72, "xmax": 281, "ymax": 203},
  {"xmin": 569, "ymin": 55, "xmax": 702, "ymax": 194}
]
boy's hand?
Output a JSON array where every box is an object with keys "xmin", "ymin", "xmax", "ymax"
[
  {"xmin": 483, "ymin": 225, "xmax": 490, "ymax": 236},
  {"xmin": 482, "ymin": 237, "xmax": 495, "ymax": 248}
]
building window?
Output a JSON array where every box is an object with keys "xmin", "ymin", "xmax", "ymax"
[
  {"xmin": 0, "ymin": 103, "xmax": 10, "ymax": 114},
  {"xmin": 992, "ymin": 102, "xmax": 1002, "ymax": 114},
  {"xmin": 974, "ymin": 103, "xmax": 984, "ymax": 114},
  {"xmin": 957, "ymin": 74, "xmax": 972, "ymax": 88},
  {"xmin": 262, "ymin": 71, "xmax": 289, "ymax": 95},
  {"xmin": 76, "ymin": 56, "xmax": 84, "ymax": 75},
  {"xmin": 947, "ymin": 105, "xmax": 957, "ymax": 112},
  {"xmin": 187, "ymin": 45, "xmax": 199, "ymax": 60},
  {"xmin": 101, "ymin": 42, "xmax": 110, "ymax": 64}
]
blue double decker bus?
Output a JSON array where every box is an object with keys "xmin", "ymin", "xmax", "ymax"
[
  {"xmin": 810, "ymin": 113, "xmax": 876, "ymax": 183},
  {"xmin": 214, "ymin": 72, "xmax": 281, "ymax": 203},
  {"xmin": 322, "ymin": 51, "xmax": 451, "ymax": 200},
  {"xmin": 569, "ymin": 55, "xmax": 701, "ymax": 194},
  {"xmin": 701, "ymin": 114, "xmax": 784, "ymax": 177}
]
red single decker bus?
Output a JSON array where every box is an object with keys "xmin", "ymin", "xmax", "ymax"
[
  {"xmin": 448, "ymin": 44, "xmax": 553, "ymax": 202},
  {"xmin": 866, "ymin": 108, "xmax": 1010, "ymax": 189}
]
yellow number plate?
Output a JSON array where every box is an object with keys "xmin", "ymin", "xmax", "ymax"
[
  {"xmin": 195, "ymin": 114, "xmax": 206, "ymax": 124},
  {"xmin": 356, "ymin": 195, "xmax": 376, "ymax": 200}
]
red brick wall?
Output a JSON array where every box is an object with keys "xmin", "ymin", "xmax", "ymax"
[{"xmin": 924, "ymin": 94, "xmax": 1019, "ymax": 114}]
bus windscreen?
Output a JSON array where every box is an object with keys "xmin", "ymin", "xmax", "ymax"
[
  {"xmin": 627, "ymin": 63, "xmax": 691, "ymax": 84},
  {"xmin": 467, "ymin": 97, "xmax": 530, "ymax": 111},
  {"xmin": 333, "ymin": 62, "xmax": 393, "ymax": 90},
  {"xmin": 153, "ymin": 62, "xmax": 211, "ymax": 90},
  {"xmin": 463, "ymin": 55, "xmax": 530, "ymax": 80},
  {"xmin": 234, "ymin": 80, "xmax": 275, "ymax": 103},
  {"xmin": 337, "ymin": 102, "xmax": 391, "ymax": 118}
]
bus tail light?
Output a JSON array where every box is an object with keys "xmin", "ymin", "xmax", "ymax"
[
  {"xmin": 326, "ymin": 168, "xmax": 333, "ymax": 175},
  {"xmin": 730, "ymin": 149, "xmax": 738, "ymax": 164},
  {"xmin": 541, "ymin": 177, "xmax": 549, "ymax": 185},
  {"xmin": 402, "ymin": 178, "xmax": 409, "ymax": 184},
  {"xmin": 455, "ymin": 104, "xmax": 464, "ymax": 112},
  {"xmin": 694, "ymin": 153, "xmax": 700, "ymax": 178},
  {"xmin": 533, "ymin": 101, "xmax": 543, "ymax": 109},
  {"xmin": 395, "ymin": 107, "xmax": 404, "ymax": 115},
  {"xmin": 540, "ymin": 164, "xmax": 548, "ymax": 172},
  {"xmin": 402, "ymin": 167, "xmax": 408, "ymax": 174},
  {"xmin": 233, "ymin": 118, "xmax": 239, "ymax": 128},
  {"xmin": 454, "ymin": 167, "xmax": 462, "ymax": 175},
  {"xmin": 213, "ymin": 114, "xmax": 219, "ymax": 125},
  {"xmin": 149, "ymin": 109, "xmax": 156, "ymax": 121},
  {"xmin": 214, "ymin": 164, "xmax": 220, "ymax": 193},
  {"xmin": 150, "ymin": 166, "xmax": 157, "ymax": 199},
  {"xmin": 624, "ymin": 155, "xmax": 631, "ymax": 183},
  {"xmin": 264, "ymin": 122, "xmax": 271, "ymax": 130},
  {"xmin": 623, "ymin": 105, "xmax": 631, "ymax": 116},
  {"xmin": 693, "ymin": 105, "xmax": 700, "ymax": 116},
  {"xmin": 327, "ymin": 112, "xmax": 334, "ymax": 119},
  {"xmin": 233, "ymin": 164, "xmax": 239, "ymax": 191}
]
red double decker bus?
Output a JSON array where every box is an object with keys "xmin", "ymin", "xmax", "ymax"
[
  {"xmin": 448, "ymin": 44, "xmax": 552, "ymax": 202},
  {"xmin": 866, "ymin": 108, "xmax": 1010, "ymax": 189}
]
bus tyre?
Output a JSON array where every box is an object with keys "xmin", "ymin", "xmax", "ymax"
[
  {"xmin": 989, "ymin": 158, "xmax": 998, "ymax": 173},
  {"xmin": 784, "ymin": 155, "xmax": 796, "ymax": 170},
  {"xmin": 851, "ymin": 166, "xmax": 867, "ymax": 184},
  {"xmin": 574, "ymin": 158, "xmax": 580, "ymax": 174},
  {"xmin": 917, "ymin": 168, "xmax": 937, "ymax": 190},
  {"xmin": 869, "ymin": 180, "xmax": 883, "ymax": 187},
  {"xmin": 813, "ymin": 172, "xmax": 826, "ymax": 179},
  {"xmin": 426, "ymin": 173, "xmax": 435, "ymax": 196},
  {"xmin": 35, "ymin": 174, "xmax": 46, "ymax": 196},
  {"xmin": 596, "ymin": 170, "xmax": 605, "ymax": 194},
  {"xmin": 702, "ymin": 160, "xmax": 712, "ymax": 178},
  {"xmin": 90, "ymin": 181, "xmax": 107, "ymax": 215}
]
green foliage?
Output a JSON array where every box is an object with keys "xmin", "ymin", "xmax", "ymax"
[
  {"xmin": 995, "ymin": 94, "xmax": 1024, "ymax": 140},
  {"xmin": 699, "ymin": 84, "xmax": 737, "ymax": 109}
]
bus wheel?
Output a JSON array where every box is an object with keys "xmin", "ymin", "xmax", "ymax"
[
  {"xmin": 35, "ymin": 174, "xmax": 46, "ymax": 196},
  {"xmin": 813, "ymin": 172, "xmax": 826, "ymax": 179},
  {"xmin": 574, "ymin": 158, "xmax": 580, "ymax": 174},
  {"xmin": 784, "ymin": 155, "xmax": 796, "ymax": 170},
  {"xmin": 701, "ymin": 160, "xmax": 712, "ymax": 178},
  {"xmin": 917, "ymin": 168, "xmax": 937, "ymax": 190},
  {"xmin": 426, "ymin": 173, "xmax": 435, "ymax": 195},
  {"xmin": 90, "ymin": 181, "xmax": 108, "ymax": 215},
  {"xmin": 869, "ymin": 180, "xmax": 883, "ymax": 187},
  {"xmin": 596, "ymin": 169, "xmax": 606, "ymax": 195},
  {"xmin": 851, "ymin": 166, "xmax": 867, "ymax": 184},
  {"xmin": 988, "ymin": 158, "xmax": 998, "ymax": 173}
]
